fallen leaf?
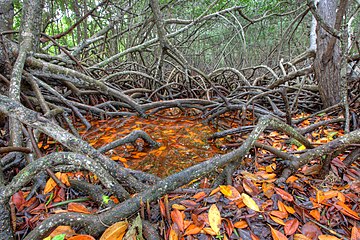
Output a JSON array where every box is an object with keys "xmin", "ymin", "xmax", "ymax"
[
  {"xmin": 68, "ymin": 235, "xmax": 96, "ymax": 240},
  {"xmin": 351, "ymin": 226, "xmax": 360, "ymax": 240},
  {"xmin": 318, "ymin": 235, "xmax": 341, "ymax": 240},
  {"xmin": 171, "ymin": 209, "xmax": 184, "ymax": 232},
  {"xmin": 270, "ymin": 226, "xmax": 288, "ymax": 240},
  {"xmin": 301, "ymin": 222, "xmax": 322, "ymax": 240},
  {"xmin": 274, "ymin": 188, "xmax": 294, "ymax": 202},
  {"xmin": 50, "ymin": 226, "xmax": 76, "ymax": 238},
  {"xmin": 172, "ymin": 204, "xmax": 186, "ymax": 211},
  {"xmin": 192, "ymin": 191, "xmax": 206, "ymax": 200},
  {"xmin": 184, "ymin": 224, "xmax": 202, "ymax": 235},
  {"xmin": 208, "ymin": 204, "xmax": 221, "ymax": 235},
  {"xmin": 294, "ymin": 234, "xmax": 312, "ymax": 240},
  {"xmin": 234, "ymin": 220, "xmax": 248, "ymax": 229},
  {"xmin": 99, "ymin": 221, "xmax": 128, "ymax": 240},
  {"xmin": 270, "ymin": 215, "xmax": 285, "ymax": 225},
  {"xmin": 284, "ymin": 219, "xmax": 299, "ymax": 235},
  {"xmin": 241, "ymin": 193, "xmax": 260, "ymax": 212},
  {"xmin": 309, "ymin": 209, "xmax": 320, "ymax": 221},
  {"xmin": 68, "ymin": 202, "xmax": 91, "ymax": 214},
  {"xmin": 220, "ymin": 185, "xmax": 241, "ymax": 200},
  {"xmin": 169, "ymin": 227, "xmax": 178, "ymax": 240},
  {"xmin": 335, "ymin": 202, "xmax": 360, "ymax": 220}
]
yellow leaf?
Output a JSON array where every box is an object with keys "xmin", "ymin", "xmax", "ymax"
[
  {"xmin": 208, "ymin": 204, "xmax": 221, "ymax": 235},
  {"xmin": 220, "ymin": 185, "xmax": 232, "ymax": 197},
  {"xmin": 172, "ymin": 204, "xmax": 186, "ymax": 211},
  {"xmin": 158, "ymin": 146, "xmax": 166, "ymax": 151},
  {"xmin": 43, "ymin": 237, "xmax": 51, "ymax": 240},
  {"xmin": 270, "ymin": 215, "xmax": 285, "ymax": 225},
  {"xmin": 241, "ymin": 193, "xmax": 260, "ymax": 212},
  {"xmin": 318, "ymin": 235, "xmax": 341, "ymax": 240},
  {"xmin": 220, "ymin": 185, "xmax": 241, "ymax": 200},
  {"xmin": 100, "ymin": 221, "xmax": 128, "ymax": 240},
  {"xmin": 297, "ymin": 145, "xmax": 306, "ymax": 151}
]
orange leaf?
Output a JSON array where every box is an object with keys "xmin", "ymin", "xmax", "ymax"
[
  {"xmin": 192, "ymin": 191, "xmax": 206, "ymax": 200},
  {"xmin": 184, "ymin": 224, "xmax": 202, "ymax": 235},
  {"xmin": 262, "ymin": 182, "xmax": 275, "ymax": 198},
  {"xmin": 278, "ymin": 201, "xmax": 287, "ymax": 214},
  {"xmin": 284, "ymin": 219, "xmax": 299, "ymax": 236},
  {"xmin": 351, "ymin": 226, "xmax": 360, "ymax": 240},
  {"xmin": 318, "ymin": 235, "xmax": 341, "ymax": 240},
  {"xmin": 50, "ymin": 226, "xmax": 76, "ymax": 238},
  {"xmin": 171, "ymin": 209, "xmax": 184, "ymax": 232},
  {"xmin": 294, "ymin": 234, "xmax": 312, "ymax": 240},
  {"xmin": 335, "ymin": 202, "xmax": 360, "ymax": 220},
  {"xmin": 68, "ymin": 203, "xmax": 91, "ymax": 214},
  {"xmin": 99, "ymin": 221, "xmax": 128, "ymax": 240},
  {"xmin": 68, "ymin": 235, "xmax": 96, "ymax": 240},
  {"xmin": 274, "ymin": 187, "xmax": 294, "ymax": 202},
  {"xmin": 44, "ymin": 177, "xmax": 58, "ymax": 194},
  {"xmin": 234, "ymin": 220, "xmax": 248, "ymax": 229},
  {"xmin": 169, "ymin": 227, "xmax": 178, "ymax": 240},
  {"xmin": 209, "ymin": 187, "xmax": 220, "ymax": 196},
  {"xmin": 270, "ymin": 226, "xmax": 288, "ymax": 240},
  {"xmin": 208, "ymin": 204, "xmax": 221, "ymax": 235},
  {"xmin": 270, "ymin": 210, "xmax": 288, "ymax": 219},
  {"xmin": 309, "ymin": 209, "xmax": 320, "ymax": 221},
  {"xmin": 284, "ymin": 204, "xmax": 295, "ymax": 214}
]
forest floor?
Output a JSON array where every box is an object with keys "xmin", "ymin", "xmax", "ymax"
[{"xmin": 8, "ymin": 109, "xmax": 360, "ymax": 240}]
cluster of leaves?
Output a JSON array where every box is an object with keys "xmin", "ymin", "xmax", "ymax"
[{"xmin": 12, "ymin": 111, "xmax": 360, "ymax": 239}]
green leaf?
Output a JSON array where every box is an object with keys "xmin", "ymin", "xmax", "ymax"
[
  {"xmin": 52, "ymin": 234, "xmax": 66, "ymax": 240},
  {"xmin": 102, "ymin": 195, "xmax": 110, "ymax": 204}
]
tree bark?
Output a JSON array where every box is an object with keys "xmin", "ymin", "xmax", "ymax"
[{"xmin": 313, "ymin": 0, "xmax": 342, "ymax": 107}]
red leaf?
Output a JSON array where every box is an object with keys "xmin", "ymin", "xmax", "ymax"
[
  {"xmin": 275, "ymin": 187, "xmax": 294, "ymax": 202},
  {"xmin": 284, "ymin": 219, "xmax": 299, "ymax": 235}
]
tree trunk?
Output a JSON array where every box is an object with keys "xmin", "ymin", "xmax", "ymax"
[
  {"xmin": 0, "ymin": 0, "xmax": 13, "ymax": 33},
  {"xmin": 313, "ymin": 0, "xmax": 341, "ymax": 107}
]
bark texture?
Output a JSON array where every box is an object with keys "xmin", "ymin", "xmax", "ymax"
[{"xmin": 313, "ymin": 0, "xmax": 341, "ymax": 107}]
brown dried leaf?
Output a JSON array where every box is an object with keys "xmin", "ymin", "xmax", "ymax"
[{"xmin": 301, "ymin": 222, "xmax": 322, "ymax": 240}]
